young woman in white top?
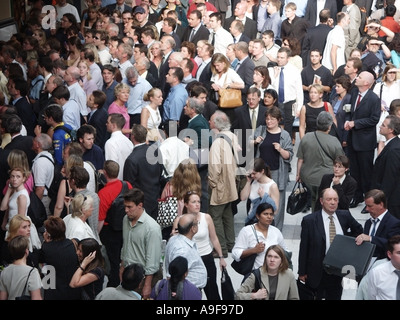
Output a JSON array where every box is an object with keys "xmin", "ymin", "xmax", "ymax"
[
  {"xmin": 141, "ymin": 88, "xmax": 163, "ymax": 144},
  {"xmin": 172, "ymin": 191, "xmax": 227, "ymax": 300}
]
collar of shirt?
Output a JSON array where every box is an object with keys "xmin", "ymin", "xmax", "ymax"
[
  {"xmin": 235, "ymin": 17, "xmax": 246, "ymax": 24},
  {"xmin": 188, "ymin": 113, "xmax": 199, "ymax": 123}
]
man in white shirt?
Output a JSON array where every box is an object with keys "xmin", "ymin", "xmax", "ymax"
[
  {"xmin": 104, "ymin": 113, "xmax": 134, "ymax": 180},
  {"xmin": 94, "ymin": 30, "xmax": 112, "ymax": 66},
  {"xmin": 322, "ymin": 12, "xmax": 350, "ymax": 75},
  {"xmin": 51, "ymin": 85, "xmax": 81, "ymax": 131},
  {"xmin": 83, "ymin": 47, "xmax": 104, "ymax": 90},
  {"xmin": 64, "ymin": 66, "xmax": 88, "ymax": 122},
  {"xmin": 208, "ymin": 12, "xmax": 233, "ymax": 55},
  {"xmin": 55, "ymin": 0, "xmax": 81, "ymax": 23}
]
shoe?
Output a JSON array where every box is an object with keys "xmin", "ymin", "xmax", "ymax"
[
  {"xmin": 361, "ymin": 206, "xmax": 369, "ymax": 214},
  {"xmin": 349, "ymin": 199, "xmax": 361, "ymax": 208}
]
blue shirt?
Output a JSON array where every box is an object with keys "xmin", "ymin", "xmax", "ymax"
[
  {"xmin": 52, "ymin": 122, "xmax": 72, "ymax": 165},
  {"xmin": 102, "ymin": 80, "xmax": 118, "ymax": 111},
  {"xmin": 124, "ymin": 76, "xmax": 153, "ymax": 115},
  {"xmin": 162, "ymin": 83, "xmax": 188, "ymax": 121}
]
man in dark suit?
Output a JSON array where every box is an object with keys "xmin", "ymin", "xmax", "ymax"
[
  {"xmin": 371, "ymin": 115, "xmax": 400, "ymax": 219},
  {"xmin": 232, "ymin": 87, "xmax": 266, "ymax": 164},
  {"xmin": 298, "ymin": 188, "xmax": 363, "ymax": 300},
  {"xmin": 301, "ymin": 9, "xmax": 333, "ymax": 67},
  {"xmin": 344, "ymin": 71, "xmax": 381, "ymax": 211},
  {"xmin": 229, "ymin": 20, "xmax": 251, "ymax": 44},
  {"xmin": 304, "ymin": 0, "xmax": 337, "ymax": 27},
  {"xmin": 234, "ymin": 41, "xmax": 255, "ymax": 105},
  {"xmin": 106, "ymin": 0, "xmax": 133, "ymax": 13},
  {"xmin": 87, "ymin": 90, "xmax": 109, "ymax": 151},
  {"xmin": 224, "ymin": 1, "xmax": 258, "ymax": 40},
  {"xmin": 195, "ymin": 40, "xmax": 214, "ymax": 94},
  {"xmin": 355, "ymin": 189, "xmax": 400, "ymax": 260},
  {"xmin": 182, "ymin": 10, "xmax": 210, "ymax": 47},
  {"xmin": 123, "ymin": 124, "xmax": 161, "ymax": 220},
  {"xmin": 159, "ymin": 34, "xmax": 175, "ymax": 99}
]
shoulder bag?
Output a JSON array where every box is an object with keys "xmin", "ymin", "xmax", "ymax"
[
  {"xmin": 231, "ymin": 225, "xmax": 259, "ymax": 275},
  {"xmin": 314, "ymin": 131, "xmax": 334, "ymax": 161},
  {"xmin": 15, "ymin": 268, "xmax": 34, "ymax": 300},
  {"xmin": 156, "ymin": 182, "xmax": 178, "ymax": 229},
  {"xmin": 221, "ymin": 267, "xmax": 235, "ymax": 300},
  {"xmin": 286, "ymin": 180, "xmax": 308, "ymax": 215},
  {"xmin": 217, "ymin": 73, "xmax": 242, "ymax": 108}
]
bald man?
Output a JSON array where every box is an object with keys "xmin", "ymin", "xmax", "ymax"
[
  {"xmin": 64, "ymin": 66, "xmax": 88, "ymax": 120},
  {"xmin": 344, "ymin": 71, "xmax": 381, "ymax": 212}
]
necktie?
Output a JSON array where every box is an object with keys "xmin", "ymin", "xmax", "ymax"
[
  {"xmin": 233, "ymin": 37, "xmax": 237, "ymax": 43},
  {"xmin": 117, "ymin": 5, "xmax": 122, "ymax": 13},
  {"xmin": 235, "ymin": 62, "xmax": 241, "ymax": 72},
  {"xmin": 395, "ymin": 270, "xmax": 400, "ymax": 300},
  {"xmin": 328, "ymin": 215, "xmax": 336, "ymax": 244},
  {"xmin": 278, "ymin": 67, "xmax": 284, "ymax": 104},
  {"xmin": 370, "ymin": 218, "xmax": 379, "ymax": 237},
  {"xmin": 189, "ymin": 28, "xmax": 195, "ymax": 42},
  {"xmin": 211, "ymin": 32, "xmax": 215, "ymax": 46},
  {"xmin": 356, "ymin": 93, "xmax": 362, "ymax": 108},
  {"xmin": 251, "ymin": 109, "xmax": 257, "ymax": 130}
]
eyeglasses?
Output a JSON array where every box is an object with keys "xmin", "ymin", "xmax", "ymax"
[
  {"xmin": 387, "ymin": 71, "xmax": 397, "ymax": 74},
  {"xmin": 94, "ymin": 36, "xmax": 100, "ymax": 40}
]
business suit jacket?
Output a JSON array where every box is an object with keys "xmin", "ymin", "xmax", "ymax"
[
  {"xmin": 181, "ymin": 25, "xmax": 210, "ymax": 47},
  {"xmin": 298, "ymin": 209, "xmax": 363, "ymax": 289},
  {"xmin": 235, "ymin": 33, "xmax": 251, "ymax": 44},
  {"xmin": 224, "ymin": 17, "xmax": 258, "ymax": 40},
  {"xmin": 197, "ymin": 62, "xmax": 212, "ymax": 94},
  {"xmin": 304, "ymin": 0, "xmax": 337, "ymax": 27},
  {"xmin": 88, "ymin": 107, "xmax": 109, "ymax": 150},
  {"xmin": 314, "ymin": 173, "xmax": 358, "ymax": 211},
  {"xmin": 332, "ymin": 92, "xmax": 351, "ymax": 144},
  {"xmin": 371, "ymin": 136, "xmax": 400, "ymax": 209},
  {"xmin": 14, "ymin": 96, "xmax": 36, "ymax": 137},
  {"xmin": 145, "ymin": 71, "xmax": 158, "ymax": 87},
  {"xmin": 159, "ymin": 53, "xmax": 171, "ymax": 99},
  {"xmin": 235, "ymin": 56, "xmax": 255, "ymax": 104},
  {"xmin": 185, "ymin": 114, "xmax": 210, "ymax": 149},
  {"xmin": 345, "ymin": 89, "xmax": 380, "ymax": 152},
  {"xmin": 4, "ymin": 135, "xmax": 36, "ymax": 168},
  {"xmin": 232, "ymin": 104, "xmax": 267, "ymax": 158},
  {"xmin": 123, "ymin": 144, "xmax": 161, "ymax": 220},
  {"xmin": 364, "ymin": 211, "xmax": 400, "ymax": 259},
  {"xmin": 301, "ymin": 23, "xmax": 332, "ymax": 66}
]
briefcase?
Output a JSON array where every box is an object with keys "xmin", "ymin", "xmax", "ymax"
[{"xmin": 323, "ymin": 235, "xmax": 376, "ymax": 282}]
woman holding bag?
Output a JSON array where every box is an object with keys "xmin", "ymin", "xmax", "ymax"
[
  {"xmin": 231, "ymin": 203, "xmax": 287, "ymax": 281},
  {"xmin": 250, "ymin": 107, "xmax": 293, "ymax": 231}
]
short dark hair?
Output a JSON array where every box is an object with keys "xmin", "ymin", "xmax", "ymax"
[
  {"xmin": 365, "ymin": 189, "xmax": 387, "ymax": 208},
  {"xmin": 121, "ymin": 263, "xmax": 145, "ymax": 291},
  {"xmin": 69, "ymin": 166, "xmax": 89, "ymax": 188},
  {"xmin": 51, "ymin": 85, "xmax": 70, "ymax": 100},
  {"xmin": 77, "ymin": 124, "xmax": 97, "ymax": 141},
  {"xmin": 123, "ymin": 188, "xmax": 145, "ymax": 206},
  {"xmin": 8, "ymin": 235, "xmax": 30, "ymax": 260}
]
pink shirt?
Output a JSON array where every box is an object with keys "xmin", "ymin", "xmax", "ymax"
[{"xmin": 108, "ymin": 101, "xmax": 130, "ymax": 137}]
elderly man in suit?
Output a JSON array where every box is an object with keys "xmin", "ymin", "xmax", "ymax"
[
  {"xmin": 123, "ymin": 124, "xmax": 161, "ymax": 220},
  {"xmin": 224, "ymin": 1, "xmax": 257, "ymax": 40},
  {"xmin": 371, "ymin": 116, "xmax": 400, "ymax": 219},
  {"xmin": 298, "ymin": 188, "xmax": 363, "ymax": 300},
  {"xmin": 355, "ymin": 189, "xmax": 400, "ymax": 260},
  {"xmin": 107, "ymin": 0, "xmax": 133, "ymax": 13},
  {"xmin": 344, "ymin": 71, "xmax": 381, "ymax": 212}
]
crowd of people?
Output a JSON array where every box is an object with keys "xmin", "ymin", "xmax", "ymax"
[{"xmin": 0, "ymin": 0, "xmax": 400, "ymax": 301}]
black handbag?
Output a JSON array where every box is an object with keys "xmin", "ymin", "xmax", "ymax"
[
  {"xmin": 286, "ymin": 180, "xmax": 308, "ymax": 215},
  {"xmin": 15, "ymin": 268, "xmax": 34, "ymax": 300},
  {"xmin": 221, "ymin": 267, "xmax": 235, "ymax": 300},
  {"xmin": 231, "ymin": 225, "xmax": 259, "ymax": 275},
  {"xmin": 296, "ymin": 278, "xmax": 317, "ymax": 300}
]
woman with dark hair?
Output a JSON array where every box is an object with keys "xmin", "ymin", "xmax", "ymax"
[
  {"xmin": 232, "ymin": 202, "xmax": 287, "ymax": 280},
  {"xmin": 281, "ymin": 36, "xmax": 302, "ymax": 70},
  {"xmin": 250, "ymin": 107, "xmax": 293, "ymax": 231},
  {"xmin": 150, "ymin": 256, "xmax": 202, "ymax": 300},
  {"xmin": 39, "ymin": 216, "xmax": 81, "ymax": 300},
  {"xmin": 180, "ymin": 41, "xmax": 198, "ymax": 77},
  {"xmin": 263, "ymin": 88, "xmax": 279, "ymax": 108},
  {"xmin": 235, "ymin": 244, "xmax": 299, "ymax": 300},
  {"xmin": 251, "ymin": 66, "xmax": 272, "ymax": 99},
  {"xmin": 65, "ymin": 36, "xmax": 84, "ymax": 67},
  {"xmin": 69, "ymin": 237, "xmax": 105, "ymax": 300},
  {"xmin": 240, "ymin": 158, "xmax": 280, "ymax": 227},
  {"xmin": 56, "ymin": 13, "xmax": 81, "ymax": 58}
]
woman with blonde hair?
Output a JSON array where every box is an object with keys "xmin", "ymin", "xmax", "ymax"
[
  {"xmin": 63, "ymin": 194, "xmax": 96, "ymax": 241},
  {"xmin": 108, "ymin": 82, "xmax": 131, "ymax": 137},
  {"xmin": 141, "ymin": 88, "xmax": 163, "ymax": 144},
  {"xmin": 149, "ymin": 40, "xmax": 163, "ymax": 70},
  {"xmin": 78, "ymin": 60, "xmax": 97, "ymax": 96},
  {"xmin": 299, "ymin": 83, "xmax": 336, "ymax": 139},
  {"xmin": 2, "ymin": 149, "xmax": 34, "ymax": 196}
]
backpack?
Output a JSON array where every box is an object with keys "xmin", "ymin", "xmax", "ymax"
[
  {"xmin": 36, "ymin": 154, "xmax": 58, "ymax": 200},
  {"xmin": 27, "ymin": 191, "xmax": 47, "ymax": 229},
  {"xmin": 85, "ymin": 161, "xmax": 106, "ymax": 193},
  {"xmin": 54, "ymin": 125, "xmax": 77, "ymax": 142},
  {"xmin": 105, "ymin": 181, "xmax": 129, "ymax": 231}
]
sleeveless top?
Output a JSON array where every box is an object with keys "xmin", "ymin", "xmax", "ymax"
[
  {"xmin": 192, "ymin": 212, "xmax": 212, "ymax": 256},
  {"xmin": 305, "ymin": 104, "xmax": 325, "ymax": 133},
  {"xmin": 249, "ymin": 179, "xmax": 275, "ymax": 213},
  {"xmin": 8, "ymin": 189, "xmax": 30, "ymax": 221},
  {"xmin": 145, "ymin": 105, "xmax": 162, "ymax": 130}
]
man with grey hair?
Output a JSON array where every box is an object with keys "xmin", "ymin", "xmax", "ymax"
[
  {"xmin": 117, "ymin": 43, "xmax": 134, "ymax": 80},
  {"xmin": 183, "ymin": 97, "xmax": 210, "ymax": 212},
  {"xmin": 208, "ymin": 110, "xmax": 240, "ymax": 258},
  {"xmin": 64, "ymin": 66, "xmax": 88, "ymax": 121},
  {"xmin": 159, "ymin": 35, "xmax": 176, "ymax": 98},
  {"xmin": 134, "ymin": 56, "xmax": 157, "ymax": 87},
  {"xmin": 296, "ymin": 111, "xmax": 345, "ymax": 211},
  {"xmin": 32, "ymin": 133, "xmax": 54, "ymax": 216},
  {"xmin": 124, "ymin": 66, "xmax": 152, "ymax": 127},
  {"xmin": 106, "ymin": 23, "xmax": 121, "ymax": 38}
]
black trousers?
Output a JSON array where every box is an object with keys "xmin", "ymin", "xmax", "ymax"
[
  {"xmin": 279, "ymin": 100, "xmax": 295, "ymax": 138},
  {"xmin": 100, "ymin": 225, "xmax": 123, "ymax": 287},
  {"xmin": 202, "ymin": 252, "xmax": 221, "ymax": 300},
  {"xmin": 316, "ymin": 271, "xmax": 343, "ymax": 300},
  {"xmin": 129, "ymin": 113, "xmax": 141, "ymax": 129}
]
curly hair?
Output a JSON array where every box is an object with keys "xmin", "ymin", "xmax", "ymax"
[{"xmin": 170, "ymin": 159, "xmax": 202, "ymax": 200}]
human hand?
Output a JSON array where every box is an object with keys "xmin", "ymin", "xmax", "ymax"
[
  {"xmin": 332, "ymin": 175, "xmax": 340, "ymax": 185},
  {"xmin": 254, "ymin": 241, "xmax": 265, "ymax": 253},
  {"xmin": 253, "ymin": 288, "xmax": 268, "ymax": 300},
  {"xmin": 34, "ymin": 125, "xmax": 42, "ymax": 137},
  {"xmin": 255, "ymin": 136, "xmax": 264, "ymax": 144},
  {"xmin": 81, "ymin": 251, "xmax": 96, "ymax": 269},
  {"xmin": 257, "ymin": 186, "xmax": 265, "ymax": 198},
  {"xmin": 272, "ymin": 142, "xmax": 281, "ymax": 153},
  {"xmin": 355, "ymin": 233, "xmax": 370, "ymax": 245}
]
